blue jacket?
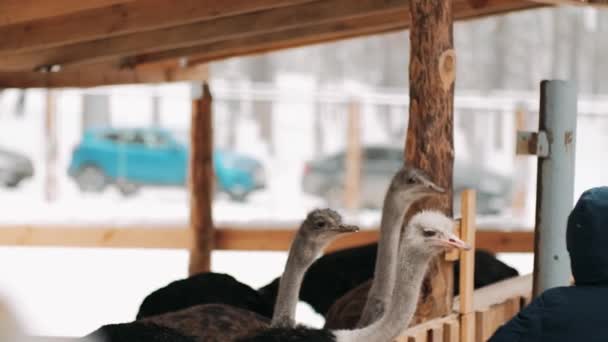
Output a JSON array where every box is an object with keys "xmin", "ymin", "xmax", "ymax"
[{"xmin": 489, "ymin": 186, "xmax": 608, "ymax": 342}]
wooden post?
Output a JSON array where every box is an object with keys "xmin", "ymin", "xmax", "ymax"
[
  {"xmin": 344, "ymin": 99, "xmax": 361, "ymax": 210},
  {"xmin": 44, "ymin": 89, "xmax": 57, "ymax": 202},
  {"xmin": 459, "ymin": 190, "xmax": 476, "ymax": 342},
  {"xmin": 405, "ymin": 0, "xmax": 456, "ymax": 324},
  {"xmin": 188, "ymin": 82, "xmax": 215, "ymax": 275}
]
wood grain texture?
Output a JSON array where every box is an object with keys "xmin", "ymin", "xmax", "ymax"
[
  {"xmin": 405, "ymin": 0, "xmax": 456, "ymax": 325},
  {"xmin": 0, "ymin": 0, "xmax": 132, "ymax": 26},
  {"xmin": 0, "ymin": 0, "xmax": 407, "ymax": 71},
  {"xmin": 0, "ymin": 225, "xmax": 531, "ymax": 252},
  {"xmin": 0, "ymin": 62, "xmax": 210, "ymax": 88},
  {"xmin": 459, "ymin": 190, "xmax": 476, "ymax": 342},
  {"xmin": 188, "ymin": 83, "xmax": 214, "ymax": 275},
  {"xmin": 0, "ymin": 0, "xmax": 315, "ymax": 55}
]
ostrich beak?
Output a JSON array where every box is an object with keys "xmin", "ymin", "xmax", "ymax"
[
  {"xmin": 439, "ymin": 233, "xmax": 471, "ymax": 251},
  {"xmin": 334, "ymin": 224, "xmax": 360, "ymax": 233}
]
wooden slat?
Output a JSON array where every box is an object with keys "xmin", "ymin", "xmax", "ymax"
[
  {"xmin": 0, "ymin": 0, "xmax": 408, "ymax": 71},
  {"xmin": 443, "ymin": 320, "xmax": 460, "ymax": 342},
  {"xmin": 0, "ymin": 0, "xmax": 133, "ymax": 26},
  {"xmin": 460, "ymin": 190, "xmax": 476, "ymax": 341},
  {"xmin": 0, "ymin": 0, "xmax": 315, "ymax": 55},
  {"xmin": 476, "ymin": 230, "xmax": 534, "ymax": 253},
  {"xmin": 0, "ymin": 62, "xmax": 210, "ymax": 88},
  {"xmin": 453, "ymin": 274, "xmax": 533, "ymax": 311},
  {"xmin": 399, "ymin": 314, "xmax": 459, "ymax": 341},
  {"xmin": 0, "ymin": 225, "xmax": 532, "ymax": 252}
]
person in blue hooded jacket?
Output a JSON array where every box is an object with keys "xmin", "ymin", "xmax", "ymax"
[{"xmin": 488, "ymin": 186, "xmax": 608, "ymax": 342}]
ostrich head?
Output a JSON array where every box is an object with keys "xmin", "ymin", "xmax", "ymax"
[
  {"xmin": 388, "ymin": 166, "xmax": 445, "ymax": 204},
  {"xmin": 405, "ymin": 210, "xmax": 471, "ymax": 256},
  {"xmin": 300, "ymin": 208, "xmax": 359, "ymax": 243}
]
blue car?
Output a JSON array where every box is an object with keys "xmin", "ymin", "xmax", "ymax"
[{"xmin": 68, "ymin": 127, "xmax": 265, "ymax": 199}]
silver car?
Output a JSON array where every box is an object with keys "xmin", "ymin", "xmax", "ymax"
[
  {"xmin": 0, "ymin": 148, "xmax": 34, "ymax": 188},
  {"xmin": 301, "ymin": 146, "xmax": 512, "ymax": 214}
]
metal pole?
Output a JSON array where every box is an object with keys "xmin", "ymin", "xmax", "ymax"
[{"xmin": 532, "ymin": 80, "xmax": 578, "ymax": 297}]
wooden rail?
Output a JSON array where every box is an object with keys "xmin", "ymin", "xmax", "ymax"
[{"xmin": 0, "ymin": 226, "xmax": 533, "ymax": 253}]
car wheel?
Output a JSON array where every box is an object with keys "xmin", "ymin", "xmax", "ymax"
[
  {"xmin": 228, "ymin": 186, "xmax": 248, "ymax": 202},
  {"xmin": 4, "ymin": 179, "xmax": 20, "ymax": 188},
  {"xmin": 76, "ymin": 166, "xmax": 107, "ymax": 193},
  {"xmin": 117, "ymin": 181, "xmax": 139, "ymax": 197}
]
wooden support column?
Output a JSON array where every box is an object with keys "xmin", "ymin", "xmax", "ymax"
[
  {"xmin": 344, "ymin": 99, "xmax": 362, "ymax": 210},
  {"xmin": 405, "ymin": 0, "xmax": 456, "ymax": 324},
  {"xmin": 188, "ymin": 82, "xmax": 214, "ymax": 275},
  {"xmin": 44, "ymin": 89, "xmax": 57, "ymax": 202}
]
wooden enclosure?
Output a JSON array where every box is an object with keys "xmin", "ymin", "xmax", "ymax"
[{"xmin": 1, "ymin": 0, "xmax": 602, "ymax": 341}]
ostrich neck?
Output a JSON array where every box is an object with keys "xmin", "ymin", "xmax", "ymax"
[
  {"xmin": 360, "ymin": 193, "xmax": 412, "ymax": 322},
  {"xmin": 335, "ymin": 241, "xmax": 432, "ymax": 342},
  {"xmin": 271, "ymin": 232, "xmax": 324, "ymax": 328}
]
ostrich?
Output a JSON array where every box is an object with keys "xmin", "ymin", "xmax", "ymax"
[
  {"xmin": 87, "ymin": 209, "xmax": 359, "ymax": 342},
  {"xmin": 236, "ymin": 210, "xmax": 471, "ymax": 342},
  {"xmin": 136, "ymin": 165, "xmax": 442, "ymax": 320},
  {"xmin": 322, "ymin": 166, "xmax": 444, "ymax": 329}
]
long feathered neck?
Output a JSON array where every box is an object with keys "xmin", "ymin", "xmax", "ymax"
[
  {"xmin": 358, "ymin": 190, "xmax": 412, "ymax": 326},
  {"xmin": 334, "ymin": 239, "xmax": 432, "ymax": 342},
  {"xmin": 271, "ymin": 230, "xmax": 326, "ymax": 328}
]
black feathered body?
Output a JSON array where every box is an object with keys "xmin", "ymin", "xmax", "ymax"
[
  {"xmin": 90, "ymin": 304, "xmax": 270, "ymax": 342},
  {"xmin": 137, "ymin": 273, "xmax": 274, "ymax": 319},
  {"xmin": 236, "ymin": 326, "xmax": 336, "ymax": 342},
  {"xmin": 86, "ymin": 321, "xmax": 196, "ymax": 342}
]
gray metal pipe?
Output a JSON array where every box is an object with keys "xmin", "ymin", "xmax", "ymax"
[{"xmin": 532, "ymin": 80, "xmax": 578, "ymax": 297}]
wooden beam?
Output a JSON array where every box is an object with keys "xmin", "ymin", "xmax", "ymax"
[
  {"xmin": 188, "ymin": 82, "xmax": 214, "ymax": 275},
  {"xmin": 476, "ymin": 230, "xmax": 534, "ymax": 253},
  {"xmin": 0, "ymin": 225, "xmax": 533, "ymax": 252},
  {"xmin": 151, "ymin": 0, "xmax": 546, "ymax": 67},
  {"xmin": 0, "ymin": 0, "xmax": 315, "ymax": 56},
  {"xmin": 0, "ymin": 0, "xmax": 408, "ymax": 72},
  {"xmin": 405, "ymin": 0, "xmax": 456, "ymax": 324},
  {"xmin": 0, "ymin": 0, "xmax": 132, "ymax": 26},
  {"xmin": 0, "ymin": 62, "xmax": 210, "ymax": 88},
  {"xmin": 344, "ymin": 99, "xmax": 362, "ymax": 209},
  {"xmin": 136, "ymin": 10, "xmax": 409, "ymax": 66}
]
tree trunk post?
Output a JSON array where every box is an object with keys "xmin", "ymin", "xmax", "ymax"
[
  {"xmin": 188, "ymin": 82, "xmax": 215, "ymax": 275},
  {"xmin": 344, "ymin": 99, "xmax": 361, "ymax": 210},
  {"xmin": 405, "ymin": 0, "xmax": 456, "ymax": 324}
]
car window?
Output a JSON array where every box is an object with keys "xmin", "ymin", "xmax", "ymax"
[
  {"xmin": 101, "ymin": 132, "xmax": 122, "ymax": 142},
  {"xmin": 137, "ymin": 131, "xmax": 170, "ymax": 148}
]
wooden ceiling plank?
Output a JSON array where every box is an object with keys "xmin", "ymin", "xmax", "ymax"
[
  {"xmin": 138, "ymin": 0, "xmax": 543, "ymax": 67},
  {"xmin": 0, "ymin": 0, "xmax": 133, "ymax": 26},
  {"xmin": 0, "ymin": 63, "xmax": 209, "ymax": 88},
  {"xmin": 181, "ymin": 11, "xmax": 410, "ymax": 66},
  {"xmin": 0, "ymin": 0, "xmax": 408, "ymax": 72},
  {"xmin": 0, "ymin": 0, "xmax": 316, "ymax": 56}
]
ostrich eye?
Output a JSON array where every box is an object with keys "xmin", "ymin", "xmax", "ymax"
[
  {"xmin": 422, "ymin": 230, "xmax": 437, "ymax": 237},
  {"xmin": 407, "ymin": 176, "xmax": 416, "ymax": 184},
  {"xmin": 316, "ymin": 221, "xmax": 326, "ymax": 229}
]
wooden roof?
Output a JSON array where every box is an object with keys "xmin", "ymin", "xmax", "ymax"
[{"xmin": 0, "ymin": 0, "xmax": 601, "ymax": 88}]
